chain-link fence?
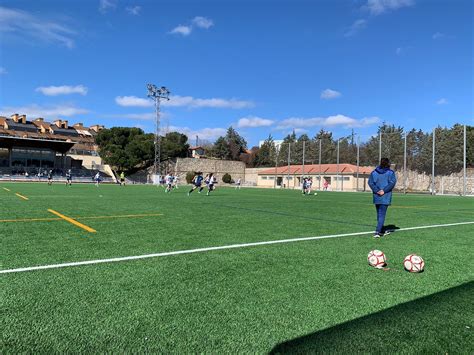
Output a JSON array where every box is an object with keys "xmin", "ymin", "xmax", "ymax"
[{"xmin": 265, "ymin": 125, "xmax": 473, "ymax": 195}]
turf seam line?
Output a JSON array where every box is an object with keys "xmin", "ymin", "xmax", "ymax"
[
  {"xmin": 3, "ymin": 187, "xmax": 11, "ymax": 192},
  {"xmin": 1, "ymin": 221, "xmax": 473, "ymax": 274},
  {"xmin": 47, "ymin": 209, "xmax": 97, "ymax": 233}
]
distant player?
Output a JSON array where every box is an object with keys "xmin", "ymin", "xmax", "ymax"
[
  {"xmin": 188, "ymin": 172, "xmax": 204, "ymax": 195},
  {"xmin": 206, "ymin": 173, "xmax": 216, "ymax": 196},
  {"xmin": 368, "ymin": 158, "xmax": 397, "ymax": 238},
  {"xmin": 120, "ymin": 171, "xmax": 125, "ymax": 186},
  {"xmin": 302, "ymin": 177, "xmax": 308, "ymax": 195},
  {"xmin": 307, "ymin": 177, "xmax": 313, "ymax": 194},
  {"xmin": 66, "ymin": 169, "xmax": 72, "ymax": 186},
  {"xmin": 47, "ymin": 170, "xmax": 53, "ymax": 185},
  {"xmin": 173, "ymin": 175, "xmax": 179, "ymax": 189},
  {"xmin": 94, "ymin": 172, "xmax": 101, "ymax": 187},
  {"xmin": 165, "ymin": 173, "xmax": 174, "ymax": 193},
  {"xmin": 235, "ymin": 178, "xmax": 241, "ymax": 190}
]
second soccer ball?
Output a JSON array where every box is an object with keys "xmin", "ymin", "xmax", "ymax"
[{"xmin": 368, "ymin": 250, "xmax": 386, "ymax": 268}]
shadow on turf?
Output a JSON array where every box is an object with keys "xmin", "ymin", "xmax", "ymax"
[
  {"xmin": 270, "ymin": 281, "xmax": 473, "ymax": 354},
  {"xmin": 384, "ymin": 224, "xmax": 400, "ymax": 233}
]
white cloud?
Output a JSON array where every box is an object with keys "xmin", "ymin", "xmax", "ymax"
[
  {"xmin": 36, "ymin": 85, "xmax": 88, "ymax": 96},
  {"xmin": 115, "ymin": 96, "xmax": 154, "ymax": 107},
  {"xmin": 170, "ymin": 25, "xmax": 192, "ymax": 36},
  {"xmin": 99, "ymin": 0, "xmax": 117, "ymax": 13},
  {"xmin": 0, "ymin": 67, "xmax": 6, "ymax": 75},
  {"xmin": 344, "ymin": 19, "xmax": 367, "ymax": 37},
  {"xmin": 277, "ymin": 114, "xmax": 380, "ymax": 129},
  {"xmin": 0, "ymin": 6, "xmax": 76, "ymax": 48},
  {"xmin": 126, "ymin": 6, "xmax": 141, "ymax": 15},
  {"xmin": 436, "ymin": 98, "xmax": 449, "ymax": 105},
  {"xmin": 165, "ymin": 126, "xmax": 226, "ymax": 141},
  {"xmin": 116, "ymin": 94, "xmax": 254, "ymax": 109},
  {"xmin": 0, "ymin": 104, "xmax": 89, "ymax": 119},
  {"xmin": 320, "ymin": 89, "xmax": 342, "ymax": 100},
  {"xmin": 432, "ymin": 32, "xmax": 453, "ymax": 40},
  {"xmin": 365, "ymin": 0, "xmax": 414, "ymax": 15},
  {"xmin": 164, "ymin": 95, "xmax": 254, "ymax": 109},
  {"xmin": 192, "ymin": 16, "xmax": 214, "ymax": 29},
  {"xmin": 237, "ymin": 116, "xmax": 274, "ymax": 128}
]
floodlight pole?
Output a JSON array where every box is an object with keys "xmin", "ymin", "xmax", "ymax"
[
  {"xmin": 147, "ymin": 84, "xmax": 170, "ymax": 182},
  {"xmin": 463, "ymin": 124, "xmax": 467, "ymax": 196}
]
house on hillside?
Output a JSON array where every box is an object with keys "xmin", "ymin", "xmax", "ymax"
[
  {"xmin": 189, "ymin": 146, "xmax": 206, "ymax": 158},
  {"xmin": 257, "ymin": 163, "xmax": 373, "ymax": 191}
]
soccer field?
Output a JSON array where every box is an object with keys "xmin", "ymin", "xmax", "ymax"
[{"xmin": 1, "ymin": 182, "xmax": 473, "ymax": 353}]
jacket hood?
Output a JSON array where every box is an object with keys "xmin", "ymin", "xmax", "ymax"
[{"xmin": 375, "ymin": 166, "xmax": 390, "ymax": 174}]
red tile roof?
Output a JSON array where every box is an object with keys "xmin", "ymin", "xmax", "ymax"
[{"xmin": 258, "ymin": 164, "xmax": 373, "ymax": 175}]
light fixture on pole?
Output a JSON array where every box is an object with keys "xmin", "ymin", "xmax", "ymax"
[{"xmin": 147, "ymin": 84, "xmax": 170, "ymax": 183}]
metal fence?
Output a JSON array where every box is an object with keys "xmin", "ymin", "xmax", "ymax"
[{"xmin": 269, "ymin": 125, "xmax": 473, "ymax": 196}]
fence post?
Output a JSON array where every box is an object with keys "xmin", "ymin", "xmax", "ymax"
[
  {"xmin": 318, "ymin": 139, "xmax": 322, "ymax": 190},
  {"xmin": 463, "ymin": 124, "xmax": 467, "ymax": 196},
  {"xmin": 336, "ymin": 139, "xmax": 340, "ymax": 191},
  {"xmin": 356, "ymin": 135, "xmax": 360, "ymax": 192},
  {"xmin": 287, "ymin": 142, "xmax": 291, "ymax": 189},
  {"xmin": 404, "ymin": 131, "xmax": 407, "ymax": 194},
  {"xmin": 431, "ymin": 128, "xmax": 436, "ymax": 195}
]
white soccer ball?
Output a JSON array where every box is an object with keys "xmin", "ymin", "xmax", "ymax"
[
  {"xmin": 314, "ymin": 192, "xmax": 318, "ymax": 195},
  {"xmin": 404, "ymin": 254, "xmax": 425, "ymax": 273},
  {"xmin": 368, "ymin": 250, "xmax": 386, "ymax": 268}
]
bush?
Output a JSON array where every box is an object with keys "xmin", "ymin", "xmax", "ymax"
[
  {"xmin": 222, "ymin": 173, "xmax": 232, "ymax": 184},
  {"xmin": 186, "ymin": 172, "xmax": 195, "ymax": 184}
]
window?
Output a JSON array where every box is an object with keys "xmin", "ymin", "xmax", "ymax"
[{"xmin": 261, "ymin": 176, "xmax": 268, "ymax": 180}]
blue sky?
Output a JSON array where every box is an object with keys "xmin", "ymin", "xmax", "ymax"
[{"xmin": 0, "ymin": 0, "xmax": 472, "ymax": 146}]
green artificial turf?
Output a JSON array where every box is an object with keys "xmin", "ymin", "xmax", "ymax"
[{"xmin": 1, "ymin": 182, "xmax": 473, "ymax": 353}]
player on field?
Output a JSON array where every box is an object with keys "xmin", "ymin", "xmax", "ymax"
[
  {"xmin": 206, "ymin": 173, "xmax": 216, "ymax": 196},
  {"xmin": 165, "ymin": 173, "xmax": 174, "ymax": 193},
  {"xmin": 307, "ymin": 177, "xmax": 313, "ymax": 194},
  {"xmin": 301, "ymin": 177, "xmax": 308, "ymax": 195},
  {"xmin": 66, "ymin": 169, "xmax": 72, "ymax": 186},
  {"xmin": 94, "ymin": 172, "xmax": 101, "ymax": 187},
  {"xmin": 120, "ymin": 171, "xmax": 125, "ymax": 186},
  {"xmin": 235, "ymin": 178, "xmax": 241, "ymax": 190},
  {"xmin": 368, "ymin": 158, "xmax": 397, "ymax": 238},
  {"xmin": 173, "ymin": 175, "xmax": 179, "ymax": 189},
  {"xmin": 188, "ymin": 172, "xmax": 204, "ymax": 195},
  {"xmin": 47, "ymin": 170, "xmax": 53, "ymax": 185}
]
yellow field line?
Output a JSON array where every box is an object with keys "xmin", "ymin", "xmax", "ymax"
[
  {"xmin": 3, "ymin": 187, "xmax": 11, "ymax": 192},
  {"xmin": 0, "ymin": 213, "xmax": 163, "ymax": 223},
  {"xmin": 47, "ymin": 209, "xmax": 96, "ymax": 233},
  {"xmin": 15, "ymin": 193, "xmax": 29, "ymax": 201},
  {"xmin": 76, "ymin": 213, "xmax": 163, "ymax": 220}
]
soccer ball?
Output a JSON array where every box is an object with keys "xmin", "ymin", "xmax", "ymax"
[
  {"xmin": 404, "ymin": 254, "xmax": 424, "ymax": 273},
  {"xmin": 314, "ymin": 192, "xmax": 318, "ymax": 195},
  {"xmin": 368, "ymin": 250, "xmax": 386, "ymax": 268}
]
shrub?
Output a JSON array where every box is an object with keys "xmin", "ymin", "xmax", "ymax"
[
  {"xmin": 186, "ymin": 172, "xmax": 195, "ymax": 184},
  {"xmin": 222, "ymin": 173, "xmax": 232, "ymax": 184}
]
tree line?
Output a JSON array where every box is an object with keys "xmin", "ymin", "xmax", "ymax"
[{"xmin": 96, "ymin": 124, "xmax": 473, "ymax": 176}]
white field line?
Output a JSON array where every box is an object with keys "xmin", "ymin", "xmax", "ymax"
[{"xmin": 2, "ymin": 221, "xmax": 474, "ymax": 275}]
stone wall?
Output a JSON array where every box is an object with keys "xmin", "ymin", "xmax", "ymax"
[
  {"xmin": 175, "ymin": 158, "xmax": 246, "ymax": 183},
  {"xmin": 394, "ymin": 169, "xmax": 474, "ymax": 194},
  {"xmin": 243, "ymin": 168, "xmax": 270, "ymax": 186}
]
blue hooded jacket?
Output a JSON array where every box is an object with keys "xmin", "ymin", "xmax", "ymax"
[{"xmin": 368, "ymin": 166, "xmax": 397, "ymax": 205}]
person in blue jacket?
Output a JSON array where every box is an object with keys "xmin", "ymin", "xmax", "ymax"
[{"xmin": 368, "ymin": 158, "xmax": 397, "ymax": 238}]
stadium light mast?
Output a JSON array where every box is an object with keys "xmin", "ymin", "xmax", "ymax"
[{"xmin": 147, "ymin": 84, "xmax": 170, "ymax": 182}]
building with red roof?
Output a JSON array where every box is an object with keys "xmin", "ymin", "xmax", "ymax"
[{"xmin": 257, "ymin": 163, "xmax": 373, "ymax": 191}]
